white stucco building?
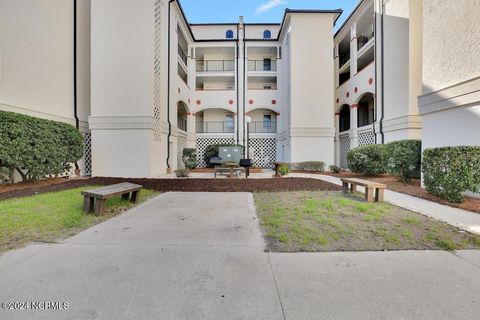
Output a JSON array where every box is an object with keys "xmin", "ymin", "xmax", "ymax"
[{"xmin": 1, "ymin": 0, "xmax": 479, "ymax": 178}]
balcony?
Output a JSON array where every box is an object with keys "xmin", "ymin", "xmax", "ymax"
[
  {"xmin": 178, "ymin": 45, "xmax": 187, "ymax": 66},
  {"xmin": 339, "ymin": 52, "xmax": 350, "ymax": 69},
  {"xmin": 248, "ymin": 121, "xmax": 277, "ymax": 133},
  {"xmin": 196, "ymin": 121, "xmax": 234, "ymax": 134},
  {"xmin": 196, "ymin": 60, "xmax": 235, "ymax": 72},
  {"xmin": 248, "ymin": 60, "xmax": 277, "ymax": 72},
  {"xmin": 358, "ymin": 23, "xmax": 374, "ymax": 51}
]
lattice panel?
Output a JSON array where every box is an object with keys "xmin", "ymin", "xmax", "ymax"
[
  {"xmin": 83, "ymin": 132, "xmax": 92, "ymax": 175},
  {"xmin": 359, "ymin": 129, "xmax": 375, "ymax": 146},
  {"xmin": 196, "ymin": 137, "xmax": 235, "ymax": 167},
  {"xmin": 153, "ymin": 0, "xmax": 162, "ymax": 141},
  {"xmin": 339, "ymin": 134, "xmax": 350, "ymax": 169},
  {"xmin": 248, "ymin": 138, "xmax": 276, "ymax": 168},
  {"xmin": 177, "ymin": 134, "xmax": 187, "ymax": 169}
]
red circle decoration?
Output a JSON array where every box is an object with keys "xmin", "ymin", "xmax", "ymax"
[
  {"xmin": 369, "ymin": 78, "xmax": 373, "ymax": 85},
  {"xmin": 249, "ymin": 99, "xmax": 254, "ymax": 105},
  {"xmin": 354, "ymin": 87, "xmax": 358, "ymax": 93},
  {"xmin": 271, "ymin": 100, "xmax": 277, "ymax": 105},
  {"xmin": 336, "ymin": 98, "xmax": 339, "ymax": 103},
  {"xmin": 346, "ymin": 92, "xmax": 350, "ymax": 98},
  {"xmin": 228, "ymin": 100, "xmax": 234, "ymax": 105},
  {"xmin": 196, "ymin": 100, "xmax": 201, "ymax": 105}
]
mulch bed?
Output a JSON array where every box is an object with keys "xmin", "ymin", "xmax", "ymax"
[
  {"xmin": 189, "ymin": 167, "xmax": 264, "ymax": 173},
  {"xmin": 320, "ymin": 171, "xmax": 480, "ymax": 214},
  {"xmin": 0, "ymin": 177, "xmax": 341, "ymax": 201}
]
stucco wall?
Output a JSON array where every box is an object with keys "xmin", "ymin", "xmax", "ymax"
[{"xmin": 422, "ymin": 0, "xmax": 480, "ymax": 93}]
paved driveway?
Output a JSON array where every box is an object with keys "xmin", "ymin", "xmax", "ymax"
[{"xmin": 0, "ymin": 192, "xmax": 479, "ymax": 320}]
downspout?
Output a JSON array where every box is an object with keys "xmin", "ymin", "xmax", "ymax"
[
  {"xmin": 73, "ymin": 0, "xmax": 80, "ymax": 173},
  {"xmin": 236, "ymin": 24, "xmax": 240, "ymax": 144},
  {"xmin": 242, "ymin": 27, "xmax": 246, "ymax": 151},
  {"xmin": 373, "ymin": 9, "xmax": 377, "ymax": 143},
  {"xmin": 379, "ymin": 0, "xmax": 385, "ymax": 144},
  {"xmin": 166, "ymin": 0, "xmax": 175, "ymax": 170}
]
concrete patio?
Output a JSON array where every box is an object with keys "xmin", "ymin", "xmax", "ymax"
[{"xmin": 0, "ymin": 192, "xmax": 479, "ymax": 320}]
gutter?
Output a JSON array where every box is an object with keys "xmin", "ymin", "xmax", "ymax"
[
  {"xmin": 166, "ymin": 0, "xmax": 175, "ymax": 170},
  {"xmin": 236, "ymin": 23, "xmax": 240, "ymax": 143},
  {"xmin": 73, "ymin": 0, "xmax": 79, "ymax": 130},
  {"xmin": 242, "ymin": 25, "xmax": 246, "ymax": 152},
  {"xmin": 379, "ymin": 0, "xmax": 385, "ymax": 144}
]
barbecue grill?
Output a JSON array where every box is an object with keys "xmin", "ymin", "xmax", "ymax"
[{"xmin": 239, "ymin": 159, "xmax": 252, "ymax": 177}]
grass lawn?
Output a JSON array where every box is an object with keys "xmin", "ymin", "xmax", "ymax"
[
  {"xmin": 0, "ymin": 186, "xmax": 159, "ymax": 253},
  {"xmin": 255, "ymin": 191, "xmax": 480, "ymax": 252}
]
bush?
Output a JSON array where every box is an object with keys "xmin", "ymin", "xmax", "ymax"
[
  {"xmin": 329, "ymin": 165, "xmax": 341, "ymax": 173},
  {"xmin": 278, "ymin": 164, "xmax": 289, "ymax": 176},
  {"xmin": 182, "ymin": 148, "xmax": 197, "ymax": 169},
  {"xmin": 422, "ymin": 146, "xmax": 480, "ymax": 203},
  {"xmin": 203, "ymin": 144, "xmax": 243, "ymax": 167},
  {"xmin": 175, "ymin": 168, "xmax": 190, "ymax": 178},
  {"xmin": 347, "ymin": 144, "xmax": 385, "ymax": 176},
  {"xmin": 292, "ymin": 161, "xmax": 325, "ymax": 172},
  {"xmin": 383, "ymin": 140, "xmax": 421, "ymax": 182},
  {"xmin": 0, "ymin": 111, "xmax": 84, "ymax": 181}
]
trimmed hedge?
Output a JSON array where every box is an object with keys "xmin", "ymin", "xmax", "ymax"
[
  {"xmin": 0, "ymin": 111, "xmax": 84, "ymax": 181},
  {"xmin": 383, "ymin": 140, "xmax": 421, "ymax": 182},
  {"xmin": 347, "ymin": 144, "xmax": 385, "ymax": 176},
  {"xmin": 292, "ymin": 161, "xmax": 325, "ymax": 172},
  {"xmin": 422, "ymin": 146, "xmax": 480, "ymax": 203}
]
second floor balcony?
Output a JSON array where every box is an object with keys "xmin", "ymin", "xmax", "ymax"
[
  {"xmin": 196, "ymin": 60, "xmax": 235, "ymax": 72},
  {"xmin": 248, "ymin": 120, "xmax": 277, "ymax": 134},
  {"xmin": 196, "ymin": 121, "xmax": 234, "ymax": 134}
]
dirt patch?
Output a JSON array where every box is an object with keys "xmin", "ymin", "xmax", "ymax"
[
  {"xmin": 0, "ymin": 177, "xmax": 341, "ymax": 201},
  {"xmin": 314, "ymin": 171, "xmax": 480, "ymax": 214},
  {"xmin": 255, "ymin": 191, "xmax": 480, "ymax": 252}
]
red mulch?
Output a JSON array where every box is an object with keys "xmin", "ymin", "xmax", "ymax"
[
  {"xmin": 189, "ymin": 168, "xmax": 264, "ymax": 173},
  {"xmin": 0, "ymin": 177, "xmax": 341, "ymax": 201},
  {"xmin": 321, "ymin": 171, "xmax": 480, "ymax": 214}
]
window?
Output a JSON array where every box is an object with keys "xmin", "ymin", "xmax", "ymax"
[
  {"xmin": 263, "ymin": 30, "xmax": 271, "ymax": 39},
  {"xmin": 226, "ymin": 30, "xmax": 234, "ymax": 39},
  {"xmin": 339, "ymin": 105, "xmax": 350, "ymax": 132},
  {"xmin": 225, "ymin": 114, "xmax": 234, "ymax": 131},
  {"xmin": 263, "ymin": 114, "xmax": 272, "ymax": 128},
  {"xmin": 263, "ymin": 58, "xmax": 272, "ymax": 71}
]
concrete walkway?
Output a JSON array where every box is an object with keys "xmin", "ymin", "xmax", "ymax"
[
  {"xmin": 290, "ymin": 173, "xmax": 480, "ymax": 235},
  {"xmin": 1, "ymin": 193, "xmax": 480, "ymax": 320}
]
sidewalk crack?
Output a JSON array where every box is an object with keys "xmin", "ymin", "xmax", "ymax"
[{"xmin": 267, "ymin": 253, "xmax": 287, "ymax": 320}]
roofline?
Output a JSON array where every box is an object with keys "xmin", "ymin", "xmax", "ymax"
[{"xmin": 334, "ymin": 0, "xmax": 366, "ymax": 38}]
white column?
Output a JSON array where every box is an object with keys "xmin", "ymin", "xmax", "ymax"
[
  {"xmin": 350, "ymin": 23, "xmax": 358, "ymax": 78},
  {"xmin": 334, "ymin": 44, "xmax": 340, "ymax": 88},
  {"xmin": 350, "ymin": 104, "xmax": 359, "ymax": 148}
]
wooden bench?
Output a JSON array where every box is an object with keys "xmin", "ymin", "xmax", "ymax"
[
  {"xmin": 214, "ymin": 166, "xmax": 245, "ymax": 178},
  {"xmin": 341, "ymin": 178, "xmax": 386, "ymax": 202},
  {"xmin": 82, "ymin": 182, "xmax": 142, "ymax": 215}
]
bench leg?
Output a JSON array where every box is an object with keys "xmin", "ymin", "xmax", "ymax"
[
  {"xmin": 342, "ymin": 182, "xmax": 349, "ymax": 193},
  {"xmin": 94, "ymin": 199, "xmax": 106, "ymax": 216},
  {"xmin": 131, "ymin": 190, "xmax": 140, "ymax": 204},
  {"xmin": 365, "ymin": 187, "xmax": 374, "ymax": 202},
  {"xmin": 376, "ymin": 188, "xmax": 384, "ymax": 202},
  {"xmin": 122, "ymin": 193, "xmax": 130, "ymax": 201},
  {"xmin": 350, "ymin": 184, "xmax": 357, "ymax": 193},
  {"xmin": 83, "ymin": 196, "xmax": 94, "ymax": 213}
]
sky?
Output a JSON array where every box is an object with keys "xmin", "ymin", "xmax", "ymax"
[{"xmin": 179, "ymin": 0, "xmax": 360, "ymax": 31}]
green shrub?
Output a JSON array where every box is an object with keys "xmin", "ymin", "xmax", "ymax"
[
  {"xmin": 329, "ymin": 165, "xmax": 341, "ymax": 173},
  {"xmin": 293, "ymin": 161, "xmax": 325, "ymax": 172},
  {"xmin": 278, "ymin": 164, "xmax": 289, "ymax": 176},
  {"xmin": 383, "ymin": 140, "xmax": 421, "ymax": 182},
  {"xmin": 347, "ymin": 144, "xmax": 385, "ymax": 176},
  {"xmin": 422, "ymin": 146, "xmax": 480, "ymax": 203},
  {"xmin": 203, "ymin": 144, "xmax": 243, "ymax": 167},
  {"xmin": 0, "ymin": 111, "xmax": 84, "ymax": 181},
  {"xmin": 182, "ymin": 148, "xmax": 197, "ymax": 169},
  {"xmin": 175, "ymin": 168, "xmax": 190, "ymax": 178}
]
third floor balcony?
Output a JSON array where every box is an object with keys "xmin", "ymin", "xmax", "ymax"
[
  {"xmin": 248, "ymin": 59, "xmax": 277, "ymax": 72},
  {"xmin": 196, "ymin": 60, "xmax": 235, "ymax": 72}
]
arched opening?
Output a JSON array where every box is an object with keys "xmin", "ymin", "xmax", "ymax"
[
  {"xmin": 246, "ymin": 108, "xmax": 277, "ymax": 133},
  {"xmin": 195, "ymin": 108, "xmax": 234, "ymax": 133},
  {"xmin": 226, "ymin": 30, "xmax": 234, "ymax": 39},
  {"xmin": 177, "ymin": 101, "xmax": 188, "ymax": 132},
  {"xmin": 263, "ymin": 30, "xmax": 271, "ymax": 39},
  {"xmin": 339, "ymin": 104, "xmax": 350, "ymax": 132},
  {"xmin": 357, "ymin": 93, "xmax": 375, "ymax": 127}
]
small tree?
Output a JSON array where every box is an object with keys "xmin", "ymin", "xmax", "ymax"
[{"xmin": 182, "ymin": 148, "xmax": 197, "ymax": 169}]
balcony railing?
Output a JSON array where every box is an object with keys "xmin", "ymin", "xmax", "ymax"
[
  {"xmin": 248, "ymin": 60, "xmax": 277, "ymax": 72},
  {"xmin": 177, "ymin": 117, "xmax": 187, "ymax": 132},
  {"xmin": 339, "ymin": 51, "xmax": 350, "ymax": 69},
  {"xmin": 178, "ymin": 45, "xmax": 187, "ymax": 65},
  {"xmin": 248, "ymin": 121, "xmax": 277, "ymax": 133},
  {"xmin": 196, "ymin": 121, "xmax": 234, "ymax": 133},
  {"xmin": 358, "ymin": 23, "xmax": 374, "ymax": 51},
  {"xmin": 196, "ymin": 60, "xmax": 235, "ymax": 72}
]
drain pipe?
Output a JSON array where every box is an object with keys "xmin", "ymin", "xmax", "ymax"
[
  {"xmin": 236, "ymin": 23, "xmax": 240, "ymax": 144},
  {"xmin": 166, "ymin": 0, "xmax": 175, "ymax": 171},
  {"xmin": 379, "ymin": 0, "xmax": 385, "ymax": 144},
  {"xmin": 73, "ymin": 0, "xmax": 80, "ymax": 173}
]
